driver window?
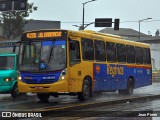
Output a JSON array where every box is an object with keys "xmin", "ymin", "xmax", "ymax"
[
  {"xmin": 69, "ymin": 39, "xmax": 81, "ymax": 66},
  {"xmin": 23, "ymin": 44, "xmax": 36, "ymax": 64}
]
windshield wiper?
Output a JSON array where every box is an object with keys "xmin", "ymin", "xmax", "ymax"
[
  {"xmin": 48, "ymin": 46, "xmax": 53, "ymax": 63},
  {"xmin": 48, "ymin": 41, "xmax": 55, "ymax": 63}
]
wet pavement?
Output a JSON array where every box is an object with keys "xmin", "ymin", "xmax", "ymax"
[
  {"xmin": 0, "ymin": 83, "xmax": 159, "ymax": 112},
  {"xmin": 0, "ymin": 83, "xmax": 160, "ymax": 120}
]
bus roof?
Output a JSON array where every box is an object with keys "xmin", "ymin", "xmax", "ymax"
[
  {"xmin": 68, "ymin": 30, "xmax": 150, "ymax": 48},
  {"xmin": 82, "ymin": 30, "xmax": 122, "ymax": 39},
  {"xmin": 22, "ymin": 29, "xmax": 150, "ymax": 48}
]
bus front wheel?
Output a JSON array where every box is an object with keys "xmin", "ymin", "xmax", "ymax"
[
  {"xmin": 37, "ymin": 93, "xmax": 50, "ymax": 102},
  {"xmin": 78, "ymin": 79, "xmax": 91, "ymax": 101}
]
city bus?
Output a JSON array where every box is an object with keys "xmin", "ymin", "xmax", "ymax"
[
  {"xmin": 0, "ymin": 40, "xmax": 20, "ymax": 98},
  {"xmin": 18, "ymin": 29, "xmax": 152, "ymax": 102}
]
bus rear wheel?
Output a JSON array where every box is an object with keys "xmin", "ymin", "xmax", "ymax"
[
  {"xmin": 126, "ymin": 78, "xmax": 134, "ymax": 95},
  {"xmin": 78, "ymin": 80, "xmax": 91, "ymax": 101},
  {"xmin": 118, "ymin": 78, "xmax": 134, "ymax": 95},
  {"xmin": 37, "ymin": 93, "xmax": 50, "ymax": 102}
]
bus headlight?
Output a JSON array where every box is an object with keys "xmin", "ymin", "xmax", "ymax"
[
  {"xmin": 18, "ymin": 76, "xmax": 22, "ymax": 81},
  {"xmin": 59, "ymin": 68, "xmax": 67, "ymax": 81},
  {"xmin": 18, "ymin": 71, "xmax": 22, "ymax": 81},
  {"xmin": 4, "ymin": 78, "xmax": 11, "ymax": 82}
]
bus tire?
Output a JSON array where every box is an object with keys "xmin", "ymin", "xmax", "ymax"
[
  {"xmin": 78, "ymin": 79, "xmax": 91, "ymax": 101},
  {"xmin": 126, "ymin": 78, "xmax": 134, "ymax": 95},
  {"xmin": 118, "ymin": 78, "xmax": 134, "ymax": 95},
  {"xmin": 11, "ymin": 83, "xmax": 20, "ymax": 98},
  {"xmin": 37, "ymin": 93, "xmax": 50, "ymax": 102}
]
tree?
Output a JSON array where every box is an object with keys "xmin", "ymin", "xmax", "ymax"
[{"xmin": 0, "ymin": 3, "xmax": 37, "ymax": 39}]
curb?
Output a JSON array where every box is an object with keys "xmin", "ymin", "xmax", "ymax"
[{"xmin": 39, "ymin": 94, "xmax": 160, "ymax": 112}]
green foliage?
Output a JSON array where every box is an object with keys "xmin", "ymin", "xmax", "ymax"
[{"xmin": 1, "ymin": 3, "xmax": 38, "ymax": 39}]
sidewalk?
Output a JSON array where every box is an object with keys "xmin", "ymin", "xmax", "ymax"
[{"xmin": 91, "ymin": 83, "xmax": 160, "ymax": 104}]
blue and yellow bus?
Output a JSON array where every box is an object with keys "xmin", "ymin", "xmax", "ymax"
[{"xmin": 18, "ymin": 29, "xmax": 152, "ymax": 102}]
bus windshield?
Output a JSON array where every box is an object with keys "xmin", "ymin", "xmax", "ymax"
[
  {"xmin": 19, "ymin": 39, "xmax": 66, "ymax": 72},
  {"xmin": 0, "ymin": 56, "xmax": 15, "ymax": 70}
]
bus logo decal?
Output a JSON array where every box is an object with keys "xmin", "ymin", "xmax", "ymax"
[
  {"xmin": 96, "ymin": 65, "xmax": 101, "ymax": 74},
  {"xmin": 107, "ymin": 65, "xmax": 124, "ymax": 77},
  {"xmin": 40, "ymin": 63, "xmax": 46, "ymax": 69}
]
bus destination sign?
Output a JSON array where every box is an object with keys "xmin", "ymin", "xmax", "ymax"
[{"xmin": 26, "ymin": 31, "xmax": 62, "ymax": 39}]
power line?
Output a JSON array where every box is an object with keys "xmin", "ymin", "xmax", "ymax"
[{"xmin": 61, "ymin": 20, "xmax": 160, "ymax": 25}]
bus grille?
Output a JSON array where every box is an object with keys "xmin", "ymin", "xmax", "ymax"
[{"xmin": 24, "ymin": 79, "xmax": 56, "ymax": 84}]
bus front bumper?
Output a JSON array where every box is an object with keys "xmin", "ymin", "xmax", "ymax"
[{"xmin": 18, "ymin": 80, "xmax": 68, "ymax": 93}]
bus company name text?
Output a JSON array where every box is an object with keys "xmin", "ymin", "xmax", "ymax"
[{"xmin": 107, "ymin": 65, "xmax": 124, "ymax": 77}]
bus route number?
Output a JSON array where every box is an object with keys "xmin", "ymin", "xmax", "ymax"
[{"xmin": 27, "ymin": 33, "xmax": 36, "ymax": 38}]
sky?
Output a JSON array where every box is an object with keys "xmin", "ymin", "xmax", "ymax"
[{"xmin": 27, "ymin": 0, "xmax": 160, "ymax": 36}]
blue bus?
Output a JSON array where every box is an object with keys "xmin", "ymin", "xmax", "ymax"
[{"xmin": 17, "ymin": 30, "xmax": 152, "ymax": 102}]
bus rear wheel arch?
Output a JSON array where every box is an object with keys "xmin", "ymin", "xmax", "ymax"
[
  {"xmin": 77, "ymin": 76, "xmax": 92, "ymax": 101},
  {"xmin": 118, "ymin": 77, "xmax": 134, "ymax": 95}
]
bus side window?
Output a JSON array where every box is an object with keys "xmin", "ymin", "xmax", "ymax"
[
  {"xmin": 116, "ymin": 43, "xmax": 126, "ymax": 63},
  {"xmin": 143, "ymin": 48, "xmax": 151, "ymax": 64},
  {"xmin": 135, "ymin": 47, "xmax": 143, "ymax": 64},
  {"xmin": 126, "ymin": 45, "xmax": 135, "ymax": 64},
  {"xmin": 69, "ymin": 39, "xmax": 81, "ymax": 66},
  {"xmin": 94, "ymin": 40, "xmax": 106, "ymax": 62},
  {"xmin": 106, "ymin": 42, "xmax": 116, "ymax": 62},
  {"xmin": 81, "ymin": 38, "xmax": 94, "ymax": 61}
]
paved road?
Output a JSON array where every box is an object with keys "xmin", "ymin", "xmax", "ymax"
[
  {"xmin": 0, "ymin": 83, "xmax": 160, "ymax": 111},
  {"xmin": 1, "ymin": 83, "xmax": 160, "ymax": 120}
]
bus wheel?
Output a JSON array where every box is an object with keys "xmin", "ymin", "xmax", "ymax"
[
  {"xmin": 126, "ymin": 78, "xmax": 134, "ymax": 95},
  {"xmin": 11, "ymin": 83, "xmax": 20, "ymax": 98},
  {"xmin": 37, "ymin": 93, "xmax": 50, "ymax": 102},
  {"xmin": 78, "ymin": 80, "xmax": 91, "ymax": 101}
]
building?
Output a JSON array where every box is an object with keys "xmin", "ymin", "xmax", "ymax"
[
  {"xmin": 99, "ymin": 28, "xmax": 149, "ymax": 41},
  {"xmin": 99, "ymin": 28, "xmax": 160, "ymax": 70},
  {"xmin": 24, "ymin": 20, "xmax": 60, "ymax": 31},
  {"xmin": 140, "ymin": 36, "xmax": 160, "ymax": 70}
]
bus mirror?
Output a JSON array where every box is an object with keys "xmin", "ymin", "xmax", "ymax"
[
  {"xmin": 70, "ymin": 42, "xmax": 76, "ymax": 50},
  {"xmin": 13, "ymin": 41, "xmax": 20, "ymax": 53}
]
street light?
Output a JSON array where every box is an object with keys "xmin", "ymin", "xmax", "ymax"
[
  {"xmin": 138, "ymin": 18, "xmax": 152, "ymax": 41},
  {"xmin": 82, "ymin": 0, "xmax": 96, "ymax": 30}
]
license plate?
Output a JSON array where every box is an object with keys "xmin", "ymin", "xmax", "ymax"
[{"xmin": 35, "ymin": 86, "xmax": 44, "ymax": 90}]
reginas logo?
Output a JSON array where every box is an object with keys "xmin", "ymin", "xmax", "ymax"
[
  {"xmin": 96, "ymin": 65, "xmax": 101, "ymax": 74},
  {"xmin": 107, "ymin": 65, "xmax": 124, "ymax": 77}
]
